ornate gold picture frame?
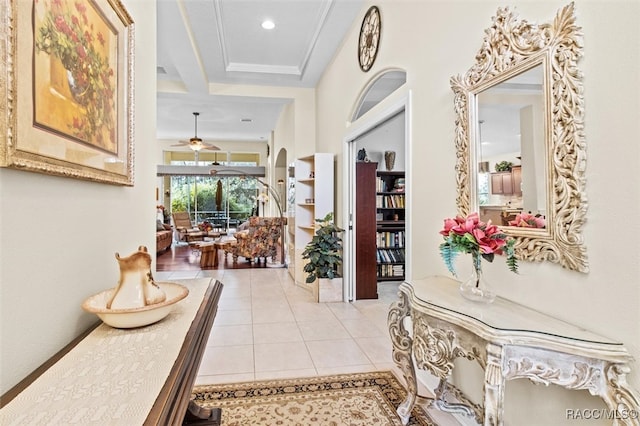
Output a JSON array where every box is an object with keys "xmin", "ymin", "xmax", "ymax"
[{"xmin": 1, "ymin": 0, "xmax": 135, "ymax": 185}]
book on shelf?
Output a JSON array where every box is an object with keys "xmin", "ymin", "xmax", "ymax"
[
  {"xmin": 376, "ymin": 231, "xmax": 405, "ymax": 248},
  {"xmin": 376, "ymin": 248, "xmax": 405, "ymax": 263},
  {"xmin": 375, "ymin": 194, "xmax": 405, "ymax": 208},
  {"xmin": 377, "ymin": 264, "xmax": 405, "ymax": 278}
]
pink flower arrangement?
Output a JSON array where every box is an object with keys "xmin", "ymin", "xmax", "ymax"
[
  {"xmin": 439, "ymin": 212, "xmax": 518, "ymax": 276},
  {"xmin": 508, "ymin": 212, "xmax": 546, "ymax": 228},
  {"xmin": 440, "ymin": 213, "xmax": 508, "ymax": 255}
]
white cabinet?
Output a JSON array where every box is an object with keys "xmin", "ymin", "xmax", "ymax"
[{"xmin": 293, "ymin": 154, "xmax": 334, "ymax": 287}]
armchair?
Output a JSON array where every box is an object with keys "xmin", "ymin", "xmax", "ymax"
[
  {"xmin": 229, "ymin": 216, "xmax": 287, "ymax": 264},
  {"xmin": 172, "ymin": 211, "xmax": 205, "ymax": 242}
]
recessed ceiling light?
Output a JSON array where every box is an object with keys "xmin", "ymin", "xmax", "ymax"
[{"xmin": 261, "ymin": 20, "xmax": 275, "ymax": 30}]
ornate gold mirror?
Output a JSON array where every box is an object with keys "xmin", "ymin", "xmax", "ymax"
[{"xmin": 450, "ymin": 3, "xmax": 588, "ymax": 272}]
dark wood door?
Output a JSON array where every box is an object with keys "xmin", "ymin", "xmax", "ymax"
[{"xmin": 355, "ymin": 162, "xmax": 378, "ymax": 299}]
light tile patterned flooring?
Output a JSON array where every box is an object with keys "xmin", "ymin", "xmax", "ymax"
[{"xmin": 155, "ymin": 267, "xmax": 461, "ymax": 425}]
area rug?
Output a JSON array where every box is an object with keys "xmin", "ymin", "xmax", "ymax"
[{"xmin": 191, "ymin": 371, "xmax": 436, "ymax": 425}]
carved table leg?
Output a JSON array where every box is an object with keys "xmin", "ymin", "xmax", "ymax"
[
  {"xmin": 183, "ymin": 400, "xmax": 221, "ymax": 425},
  {"xmin": 431, "ymin": 377, "xmax": 479, "ymax": 419},
  {"xmin": 483, "ymin": 343, "xmax": 506, "ymax": 426},
  {"xmin": 388, "ymin": 291, "xmax": 416, "ymax": 425},
  {"xmin": 601, "ymin": 363, "xmax": 640, "ymax": 426}
]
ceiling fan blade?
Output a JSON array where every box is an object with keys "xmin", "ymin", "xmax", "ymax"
[
  {"xmin": 171, "ymin": 114, "xmax": 220, "ymax": 150},
  {"xmin": 201, "ymin": 144, "xmax": 221, "ymax": 151}
]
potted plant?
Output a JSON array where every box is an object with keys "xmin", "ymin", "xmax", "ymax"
[
  {"xmin": 494, "ymin": 161, "xmax": 513, "ymax": 172},
  {"xmin": 302, "ymin": 213, "xmax": 343, "ymax": 302}
]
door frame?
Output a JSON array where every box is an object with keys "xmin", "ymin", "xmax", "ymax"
[{"xmin": 342, "ymin": 90, "xmax": 412, "ymax": 301}]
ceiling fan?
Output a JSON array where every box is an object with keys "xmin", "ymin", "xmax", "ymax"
[
  {"xmin": 171, "ymin": 112, "xmax": 220, "ymax": 152},
  {"xmin": 211, "ymin": 152, "xmax": 221, "ymax": 165}
]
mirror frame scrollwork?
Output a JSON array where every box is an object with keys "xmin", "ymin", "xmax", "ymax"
[{"xmin": 450, "ymin": 3, "xmax": 588, "ymax": 272}]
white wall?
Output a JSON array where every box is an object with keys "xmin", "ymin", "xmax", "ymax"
[
  {"xmin": 208, "ymin": 83, "xmax": 317, "ymax": 160},
  {"xmin": 0, "ymin": 0, "xmax": 157, "ymax": 394},
  {"xmin": 355, "ymin": 111, "xmax": 405, "ymax": 171},
  {"xmin": 274, "ymin": 102, "xmax": 296, "ymax": 161},
  {"xmin": 316, "ymin": 1, "xmax": 640, "ymax": 424}
]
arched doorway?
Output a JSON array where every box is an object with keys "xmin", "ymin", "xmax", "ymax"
[
  {"xmin": 274, "ymin": 148, "xmax": 288, "ymax": 214},
  {"xmin": 343, "ymin": 69, "xmax": 410, "ymax": 301}
]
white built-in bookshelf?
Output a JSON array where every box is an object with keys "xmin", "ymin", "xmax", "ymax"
[{"xmin": 292, "ymin": 153, "xmax": 334, "ymax": 287}]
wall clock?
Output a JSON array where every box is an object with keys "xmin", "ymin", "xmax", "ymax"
[{"xmin": 358, "ymin": 6, "xmax": 381, "ymax": 72}]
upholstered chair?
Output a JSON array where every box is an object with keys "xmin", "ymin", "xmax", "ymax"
[{"xmin": 229, "ymin": 216, "xmax": 287, "ymax": 264}]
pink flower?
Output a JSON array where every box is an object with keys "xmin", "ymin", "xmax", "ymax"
[
  {"xmin": 439, "ymin": 212, "xmax": 483, "ymax": 237},
  {"xmin": 508, "ymin": 213, "xmax": 545, "ymax": 228},
  {"xmin": 54, "ymin": 15, "xmax": 67, "ymax": 33},
  {"xmin": 439, "ymin": 212, "xmax": 508, "ymax": 254}
]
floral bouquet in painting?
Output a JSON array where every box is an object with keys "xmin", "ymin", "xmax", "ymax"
[
  {"xmin": 34, "ymin": 0, "xmax": 116, "ymax": 148},
  {"xmin": 508, "ymin": 212, "xmax": 546, "ymax": 228},
  {"xmin": 439, "ymin": 212, "xmax": 518, "ymax": 277}
]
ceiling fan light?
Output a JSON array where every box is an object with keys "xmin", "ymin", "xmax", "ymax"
[{"xmin": 189, "ymin": 137, "xmax": 203, "ymax": 151}]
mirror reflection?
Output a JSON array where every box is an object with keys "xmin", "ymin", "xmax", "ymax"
[
  {"xmin": 476, "ymin": 64, "xmax": 546, "ymax": 229},
  {"xmin": 451, "ymin": 3, "xmax": 588, "ymax": 272}
]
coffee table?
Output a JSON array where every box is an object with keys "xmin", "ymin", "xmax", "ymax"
[
  {"xmin": 214, "ymin": 239, "xmax": 236, "ymax": 264},
  {"xmin": 195, "ymin": 237, "xmax": 236, "ymax": 268},
  {"xmin": 198, "ymin": 242, "xmax": 217, "ymax": 268}
]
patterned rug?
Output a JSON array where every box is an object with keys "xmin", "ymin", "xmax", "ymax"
[{"xmin": 191, "ymin": 371, "xmax": 436, "ymax": 425}]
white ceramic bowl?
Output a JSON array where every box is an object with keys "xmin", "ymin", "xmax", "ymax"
[{"xmin": 82, "ymin": 282, "xmax": 189, "ymax": 328}]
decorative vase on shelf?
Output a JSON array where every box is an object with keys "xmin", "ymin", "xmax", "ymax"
[
  {"xmin": 459, "ymin": 252, "xmax": 496, "ymax": 304},
  {"xmin": 384, "ymin": 151, "xmax": 396, "ymax": 171}
]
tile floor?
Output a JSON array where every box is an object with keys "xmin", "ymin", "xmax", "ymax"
[{"xmin": 155, "ymin": 267, "xmax": 461, "ymax": 425}]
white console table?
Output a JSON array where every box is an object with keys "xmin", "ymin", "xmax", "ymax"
[{"xmin": 388, "ymin": 276, "xmax": 640, "ymax": 425}]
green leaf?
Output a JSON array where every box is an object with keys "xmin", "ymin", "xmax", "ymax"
[
  {"xmin": 504, "ymin": 239, "xmax": 519, "ymax": 274},
  {"xmin": 303, "ymin": 213, "xmax": 343, "ymax": 281},
  {"xmin": 439, "ymin": 242, "xmax": 459, "ymax": 277}
]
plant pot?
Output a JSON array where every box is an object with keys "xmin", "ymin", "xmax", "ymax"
[{"xmin": 317, "ymin": 277, "xmax": 343, "ymax": 302}]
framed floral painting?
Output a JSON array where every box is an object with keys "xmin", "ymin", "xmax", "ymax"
[{"xmin": 0, "ymin": 0, "xmax": 134, "ymax": 185}]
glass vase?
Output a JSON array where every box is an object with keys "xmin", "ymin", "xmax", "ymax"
[{"xmin": 459, "ymin": 253, "xmax": 496, "ymax": 304}]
